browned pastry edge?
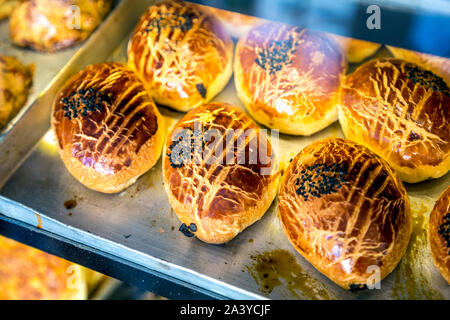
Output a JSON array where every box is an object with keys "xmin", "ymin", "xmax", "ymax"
[
  {"xmin": 9, "ymin": 0, "xmax": 113, "ymax": 52},
  {"xmin": 429, "ymin": 186, "xmax": 450, "ymax": 284},
  {"xmin": 128, "ymin": 0, "xmax": 233, "ymax": 112},
  {"xmin": 278, "ymin": 138, "xmax": 412, "ymax": 289},
  {"xmin": 162, "ymin": 102, "xmax": 280, "ymax": 244},
  {"xmin": 0, "ymin": 54, "xmax": 34, "ymax": 130},
  {"xmin": 234, "ymin": 22, "xmax": 346, "ymax": 136},
  {"xmin": 339, "ymin": 58, "xmax": 450, "ymax": 183},
  {"xmin": 51, "ymin": 62, "xmax": 165, "ymax": 193}
]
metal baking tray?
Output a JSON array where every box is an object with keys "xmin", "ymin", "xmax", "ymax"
[{"xmin": 0, "ymin": 0, "xmax": 448, "ymax": 300}]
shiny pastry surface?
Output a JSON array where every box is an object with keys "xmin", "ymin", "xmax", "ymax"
[
  {"xmin": 278, "ymin": 138, "xmax": 412, "ymax": 289},
  {"xmin": 52, "ymin": 62, "xmax": 165, "ymax": 193},
  {"xmin": 9, "ymin": 0, "xmax": 113, "ymax": 52},
  {"xmin": 128, "ymin": 0, "xmax": 233, "ymax": 112},
  {"xmin": 234, "ymin": 22, "xmax": 346, "ymax": 136},
  {"xmin": 163, "ymin": 102, "xmax": 280, "ymax": 244},
  {"xmin": 339, "ymin": 58, "xmax": 450, "ymax": 183},
  {"xmin": 429, "ymin": 187, "xmax": 450, "ymax": 284}
]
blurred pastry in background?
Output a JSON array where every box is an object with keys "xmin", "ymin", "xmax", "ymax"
[
  {"xmin": 9, "ymin": 0, "xmax": 113, "ymax": 52},
  {"xmin": 330, "ymin": 34, "xmax": 381, "ymax": 63},
  {"xmin": 387, "ymin": 45, "xmax": 450, "ymax": 86},
  {"xmin": 339, "ymin": 58, "xmax": 450, "ymax": 183},
  {"xmin": 0, "ymin": 0, "xmax": 24, "ymax": 20},
  {"xmin": 128, "ymin": 0, "xmax": 233, "ymax": 112},
  {"xmin": 278, "ymin": 138, "xmax": 411, "ymax": 290},
  {"xmin": 163, "ymin": 102, "xmax": 280, "ymax": 244},
  {"xmin": 429, "ymin": 186, "xmax": 450, "ymax": 284},
  {"xmin": 51, "ymin": 62, "xmax": 165, "ymax": 194},
  {"xmin": 204, "ymin": 5, "xmax": 265, "ymax": 39},
  {"xmin": 0, "ymin": 235, "xmax": 88, "ymax": 300},
  {"xmin": 0, "ymin": 55, "xmax": 33, "ymax": 130},
  {"xmin": 235, "ymin": 22, "xmax": 346, "ymax": 135}
]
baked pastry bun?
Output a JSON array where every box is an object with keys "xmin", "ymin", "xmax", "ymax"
[
  {"xmin": 0, "ymin": 236, "xmax": 87, "ymax": 300},
  {"xmin": 128, "ymin": 0, "xmax": 234, "ymax": 112},
  {"xmin": 387, "ymin": 46, "xmax": 450, "ymax": 86},
  {"xmin": 163, "ymin": 102, "xmax": 280, "ymax": 244},
  {"xmin": 278, "ymin": 138, "xmax": 412, "ymax": 290},
  {"xmin": 331, "ymin": 35, "xmax": 381, "ymax": 63},
  {"xmin": 429, "ymin": 187, "xmax": 450, "ymax": 284},
  {"xmin": 205, "ymin": 5, "xmax": 265, "ymax": 39},
  {"xmin": 339, "ymin": 58, "xmax": 450, "ymax": 183},
  {"xmin": 0, "ymin": 55, "xmax": 34, "ymax": 130},
  {"xmin": 234, "ymin": 22, "xmax": 346, "ymax": 136},
  {"xmin": 10, "ymin": 0, "xmax": 113, "ymax": 52},
  {"xmin": 51, "ymin": 62, "xmax": 165, "ymax": 194}
]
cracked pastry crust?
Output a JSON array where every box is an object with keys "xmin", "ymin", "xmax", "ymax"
[
  {"xmin": 234, "ymin": 22, "xmax": 346, "ymax": 136},
  {"xmin": 387, "ymin": 46, "xmax": 450, "ymax": 86},
  {"xmin": 0, "ymin": 236, "xmax": 87, "ymax": 300},
  {"xmin": 278, "ymin": 138, "xmax": 411, "ymax": 290},
  {"xmin": 162, "ymin": 102, "xmax": 280, "ymax": 244},
  {"xmin": 429, "ymin": 186, "xmax": 450, "ymax": 284},
  {"xmin": 51, "ymin": 62, "xmax": 165, "ymax": 193},
  {"xmin": 0, "ymin": 55, "xmax": 34, "ymax": 130},
  {"xmin": 128, "ymin": 0, "xmax": 233, "ymax": 112},
  {"xmin": 339, "ymin": 58, "xmax": 450, "ymax": 183},
  {"xmin": 9, "ymin": 0, "xmax": 113, "ymax": 52}
]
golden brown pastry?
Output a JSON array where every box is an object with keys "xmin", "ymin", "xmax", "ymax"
[
  {"xmin": 429, "ymin": 187, "xmax": 450, "ymax": 284},
  {"xmin": 331, "ymin": 34, "xmax": 381, "ymax": 63},
  {"xmin": 163, "ymin": 102, "xmax": 280, "ymax": 244},
  {"xmin": 278, "ymin": 138, "xmax": 412, "ymax": 290},
  {"xmin": 10, "ymin": 0, "xmax": 113, "ymax": 52},
  {"xmin": 205, "ymin": 5, "xmax": 265, "ymax": 39},
  {"xmin": 234, "ymin": 22, "xmax": 346, "ymax": 136},
  {"xmin": 128, "ymin": 0, "xmax": 233, "ymax": 112},
  {"xmin": 0, "ymin": 0, "xmax": 24, "ymax": 20},
  {"xmin": 0, "ymin": 236, "xmax": 87, "ymax": 300},
  {"xmin": 339, "ymin": 58, "xmax": 450, "ymax": 183},
  {"xmin": 387, "ymin": 45, "xmax": 450, "ymax": 86},
  {"xmin": 51, "ymin": 62, "xmax": 165, "ymax": 194},
  {"xmin": 0, "ymin": 55, "xmax": 34, "ymax": 130}
]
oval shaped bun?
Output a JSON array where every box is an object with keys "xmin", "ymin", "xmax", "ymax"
[
  {"xmin": 0, "ymin": 54, "xmax": 34, "ymax": 130},
  {"xmin": 429, "ymin": 187, "xmax": 450, "ymax": 284},
  {"xmin": 9, "ymin": 0, "xmax": 112, "ymax": 52},
  {"xmin": 128, "ymin": 0, "xmax": 233, "ymax": 112},
  {"xmin": 51, "ymin": 62, "xmax": 165, "ymax": 194},
  {"xmin": 339, "ymin": 58, "xmax": 450, "ymax": 183},
  {"xmin": 278, "ymin": 138, "xmax": 411, "ymax": 290},
  {"xmin": 163, "ymin": 102, "xmax": 280, "ymax": 244},
  {"xmin": 0, "ymin": 236, "xmax": 87, "ymax": 300},
  {"xmin": 234, "ymin": 22, "xmax": 346, "ymax": 136}
]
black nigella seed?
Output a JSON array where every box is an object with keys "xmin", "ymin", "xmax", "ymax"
[
  {"xmin": 295, "ymin": 163, "xmax": 348, "ymax": 201},
  {"xmin": 179, "ymin": 223, "xmax": 195, "ymax": 238},
  {"xmin": 196, "ymin": 83, "xmax": 207, "ymax": 98},
  {"xmin": 188, "ymin": 223, "xmax": 197, "ymax": 232}
]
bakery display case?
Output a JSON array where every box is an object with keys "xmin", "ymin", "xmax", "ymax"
[{"xmin": 0, "ymin": 0, "xmax": 449, "ymax": 300}]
